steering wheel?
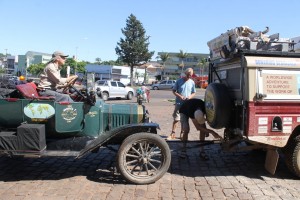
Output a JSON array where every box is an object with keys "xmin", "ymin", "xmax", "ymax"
[
  {"xmin": 62, "ymin": 76, "xmax": 78, "ymax": 93},
  {"xmin": 68, "ymin": 82, "xmax": 96, "ymax": 105}
]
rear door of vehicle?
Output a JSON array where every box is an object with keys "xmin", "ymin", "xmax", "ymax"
[
  {"xmin": 159, "ymin": 81, "xmax": 167, "ymax": 89},
  {"xmin": 110, "ymin": 81, "xmax": 119, "ymax": 97},
  {"xmin": 246, "ymin": 56, "xmax": 300, "ymax": 147},
  {"xmin": 117, "ymin": 81, "xmax": 127, "ymax": 97},
  {"xmin": 166, "ymin": 80, "xmax": 174, "ymax": 89}
]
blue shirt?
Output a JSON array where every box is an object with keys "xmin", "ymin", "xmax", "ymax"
[{"xmin": 173, "ymin": 78, "xmax": 196, "ymax": 105}]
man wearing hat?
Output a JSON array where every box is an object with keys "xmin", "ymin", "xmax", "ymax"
[
  {"xmin": 38, "ymin": 51, "xmax": 78, "ymax": 102},
  {"xmin": 179, "ymin": 98, "xmax": 222, "ymax": 159}
]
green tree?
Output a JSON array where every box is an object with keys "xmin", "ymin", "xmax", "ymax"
[
  {"xmin": 0, "ymin": 53, "xmax": 11, "ymax": 58},
  {"xmin": 157, "ymin": 52, "xmax": 170, "ymax": 80},
  {"xmin": 95, "ymin": 57, "xmax": 101, "ymax": 64},
  {"xmin": 115, "ymin": 14, "xmax": 154, "ymax": 86},
  {"xmin": 177, "ymin": 50, "xmax": 189, "ymax": 77},
  {"xmin": 197, "ymin": 57, "xmax": 207, "ymax": 78},
  {"xmin": 27, "ymin": 63, "xmax": 46, "ymax": 76},
  {"xmin": 65, "ymin": 58, "xmax": 86, "ymax": 74}
]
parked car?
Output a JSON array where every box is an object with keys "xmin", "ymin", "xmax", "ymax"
[
  {"xmin": 151, "ymin": 80, "xmax": 176, "ymax": 90},
  {"xmin": 95, "ymin": 80, "xmax": 134, "ymax": 101}
]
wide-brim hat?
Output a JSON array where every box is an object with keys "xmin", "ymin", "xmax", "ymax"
[
  {"xmin": 194, "ymin": 109, "xmax": 205, "ymax": 124},
  {"xmin": 49, "ymin": 51, "xmax": 69, "ymax": 62},
  {"xmin": 52, "ymin": 51, "xmax": 69, "ymax": 58}
]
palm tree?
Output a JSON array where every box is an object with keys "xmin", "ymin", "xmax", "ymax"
[
  {"xmin": 157, "ymin": 52, "xmax": 170, "ymax": 80},
  {"xmin": 177, "ymin": 50, "xmax": 189, "ymax": 77},
  {"xmin": 197, "ymin": 57, "xmax": 207, "ymax": 84}
]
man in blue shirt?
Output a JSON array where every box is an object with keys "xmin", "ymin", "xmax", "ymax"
[{"xmin": 168, "ymin": 68, "xmax": 196, "ymax": 140}]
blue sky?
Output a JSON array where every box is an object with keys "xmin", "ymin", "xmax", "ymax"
[{"xmin": 1, "ymin": 0, "xmax": 300, "ymax": 62}]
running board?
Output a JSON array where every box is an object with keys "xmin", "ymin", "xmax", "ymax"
[{"xmin": 42, "ymin": 150, "xmax": 80, "ymax": 157}]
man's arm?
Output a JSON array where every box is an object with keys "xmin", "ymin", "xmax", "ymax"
[
  {"xmin": 188, "ymin": 92, "xmax": 196, "ymax": 99},
  {"xmin": 172, "ymin": 90, "xmax": 186, "ymax": 101},
  {"xmin": 191, "ymin": 119, "xmax": 223, "ymax": 139}
]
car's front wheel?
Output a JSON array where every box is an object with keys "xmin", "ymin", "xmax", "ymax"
[
  {"xmin": 117, "ymin": 133, "xmax": 171, "ymax": 184},
  {"xmin": 153, "ymin": 86, "xmax": 159, "ymax": 90}
]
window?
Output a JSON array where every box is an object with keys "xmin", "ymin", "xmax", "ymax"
[
  {"xmin": 118, "ymin": 82, "xmax": 125, "ymax": 87},
  {"xmin": 96, "ymin": 80, "xmax": 106, "ymax": 86},
  {"xmin": 111, "ymin": 81, "xmax": 117, "ymax": 87}
]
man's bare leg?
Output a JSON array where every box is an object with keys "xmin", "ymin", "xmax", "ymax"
[
  {"xmin": 199, "ymin": 130, "xmax": 209, "ymax": 160},
  {"xmin": 168, "ymin": 120, "xmax": 179, "ymax": 139},
  {"xmin": 180, "ymin": 130, "xmax": 189, "ymax": 158}
]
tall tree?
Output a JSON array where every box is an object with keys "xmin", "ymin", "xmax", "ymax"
[
  {"xmin": 177, "ymin": 50, "xmax": 189, "ymax": 77},
  {"xmin": 157, "ymin": 52, "xmax": 170, "ymax": 80},
  {"xmin": 95, "ymin": 57, "xmax": 101, "ymax": 64},
  {"xmin": 115, "ymin": 14, "xmax": 154, "ymax": 86},
  {"xmin": 197, "ymin": 58, "xmax": 207, "ymax": 78}
]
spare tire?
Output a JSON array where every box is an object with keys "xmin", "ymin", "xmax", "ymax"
[{"xmin": 205, "ymin": 83, "xmax": 232, "ymax": 129}]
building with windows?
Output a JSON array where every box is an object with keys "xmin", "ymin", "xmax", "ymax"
[
  {"xmin": 7, "ymin": 56, "xmax": 18, "ymax": 74},
  {"xmin": 18, "ymin": 51, "xmax": 51, "ymax": 76},
  {"xmin": 0, "ymin": 55, "xmax": 18, "ymax": 75},
  {"xmin": 156, "ymin": 52, "xmax": 209, "ymax": 80}
]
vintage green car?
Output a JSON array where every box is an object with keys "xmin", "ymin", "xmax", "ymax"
[{"xmin": 0, "ymin": 73, "xmax": 171, "ymax": 185}]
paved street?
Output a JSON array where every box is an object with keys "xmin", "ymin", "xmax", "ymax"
[{"xmin": 0, "ymin": 89, "xmax": 300, "ymax": 200}]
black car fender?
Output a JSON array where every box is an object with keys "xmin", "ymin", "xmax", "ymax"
[{"xmin": 77, "ymin": 122, "xmax": 160, "ymax": 158}]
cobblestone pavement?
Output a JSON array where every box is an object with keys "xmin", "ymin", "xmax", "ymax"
[{"xmin": 0, "ymin": 90, "xmax": 300, "ymax": 200}]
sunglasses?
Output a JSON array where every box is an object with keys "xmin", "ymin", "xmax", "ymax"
[{"xmin": 60, "ymin": 56, "xmax": 67, "ymax": 60}]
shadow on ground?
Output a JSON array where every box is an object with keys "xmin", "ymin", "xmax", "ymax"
[{"xmin": 0, "ymin": 142, "xmax": 297, "ymax": 184}]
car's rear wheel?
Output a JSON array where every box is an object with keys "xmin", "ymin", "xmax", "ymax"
[
  {"xmin": 117, "ymin": 133, "xmax": 171, "ymax": 184},
  {"xmin": 102, "ymin": 92, "xmax": 109, "ymax": 101},
  {"xmin": 127, "ymin": 92, "xmax": 133, "ymax": 100},
  {"xmin": 283, "ymin": 135, "xmax": 300, "ymax": 177}
]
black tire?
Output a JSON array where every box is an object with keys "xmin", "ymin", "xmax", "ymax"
[
  {"xmin": 127, "ymin": 92, "xmax": 133, "ymax": 100},
  {"xmin": 283, "ymin": 136, "xmax": 300, "ymax": 177},
  {"xmin": 137, "ymin": 97, "xmax": 143, "ymax": 105},
  {"xmin": 205, "ymin": 83, "xmax": 231, "ymax": 129},
  {"xmin": 153, "ymin": 86, "xmax": 159, "ymax": 90},
  {"xmin": 116, "ymin": 133, "xmax": 171, "ymax": 184},
  {"xmin": 102, "ymin": 92, "xmax": 109, "ymax": 101}
]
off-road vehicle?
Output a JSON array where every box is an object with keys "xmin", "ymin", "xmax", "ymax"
[{"xmin": 206, "ymin": 26, "xmax": 300, "ymax": 176}]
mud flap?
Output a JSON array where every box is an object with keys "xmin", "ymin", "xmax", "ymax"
[{"xmin": 265, "ymin": 149, "xmax": 279, "ymax": 175}]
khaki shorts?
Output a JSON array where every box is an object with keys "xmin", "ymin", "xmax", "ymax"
[{"xmin": 172, "ymin": 104, "xmax": 181, "ymax": 121}]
